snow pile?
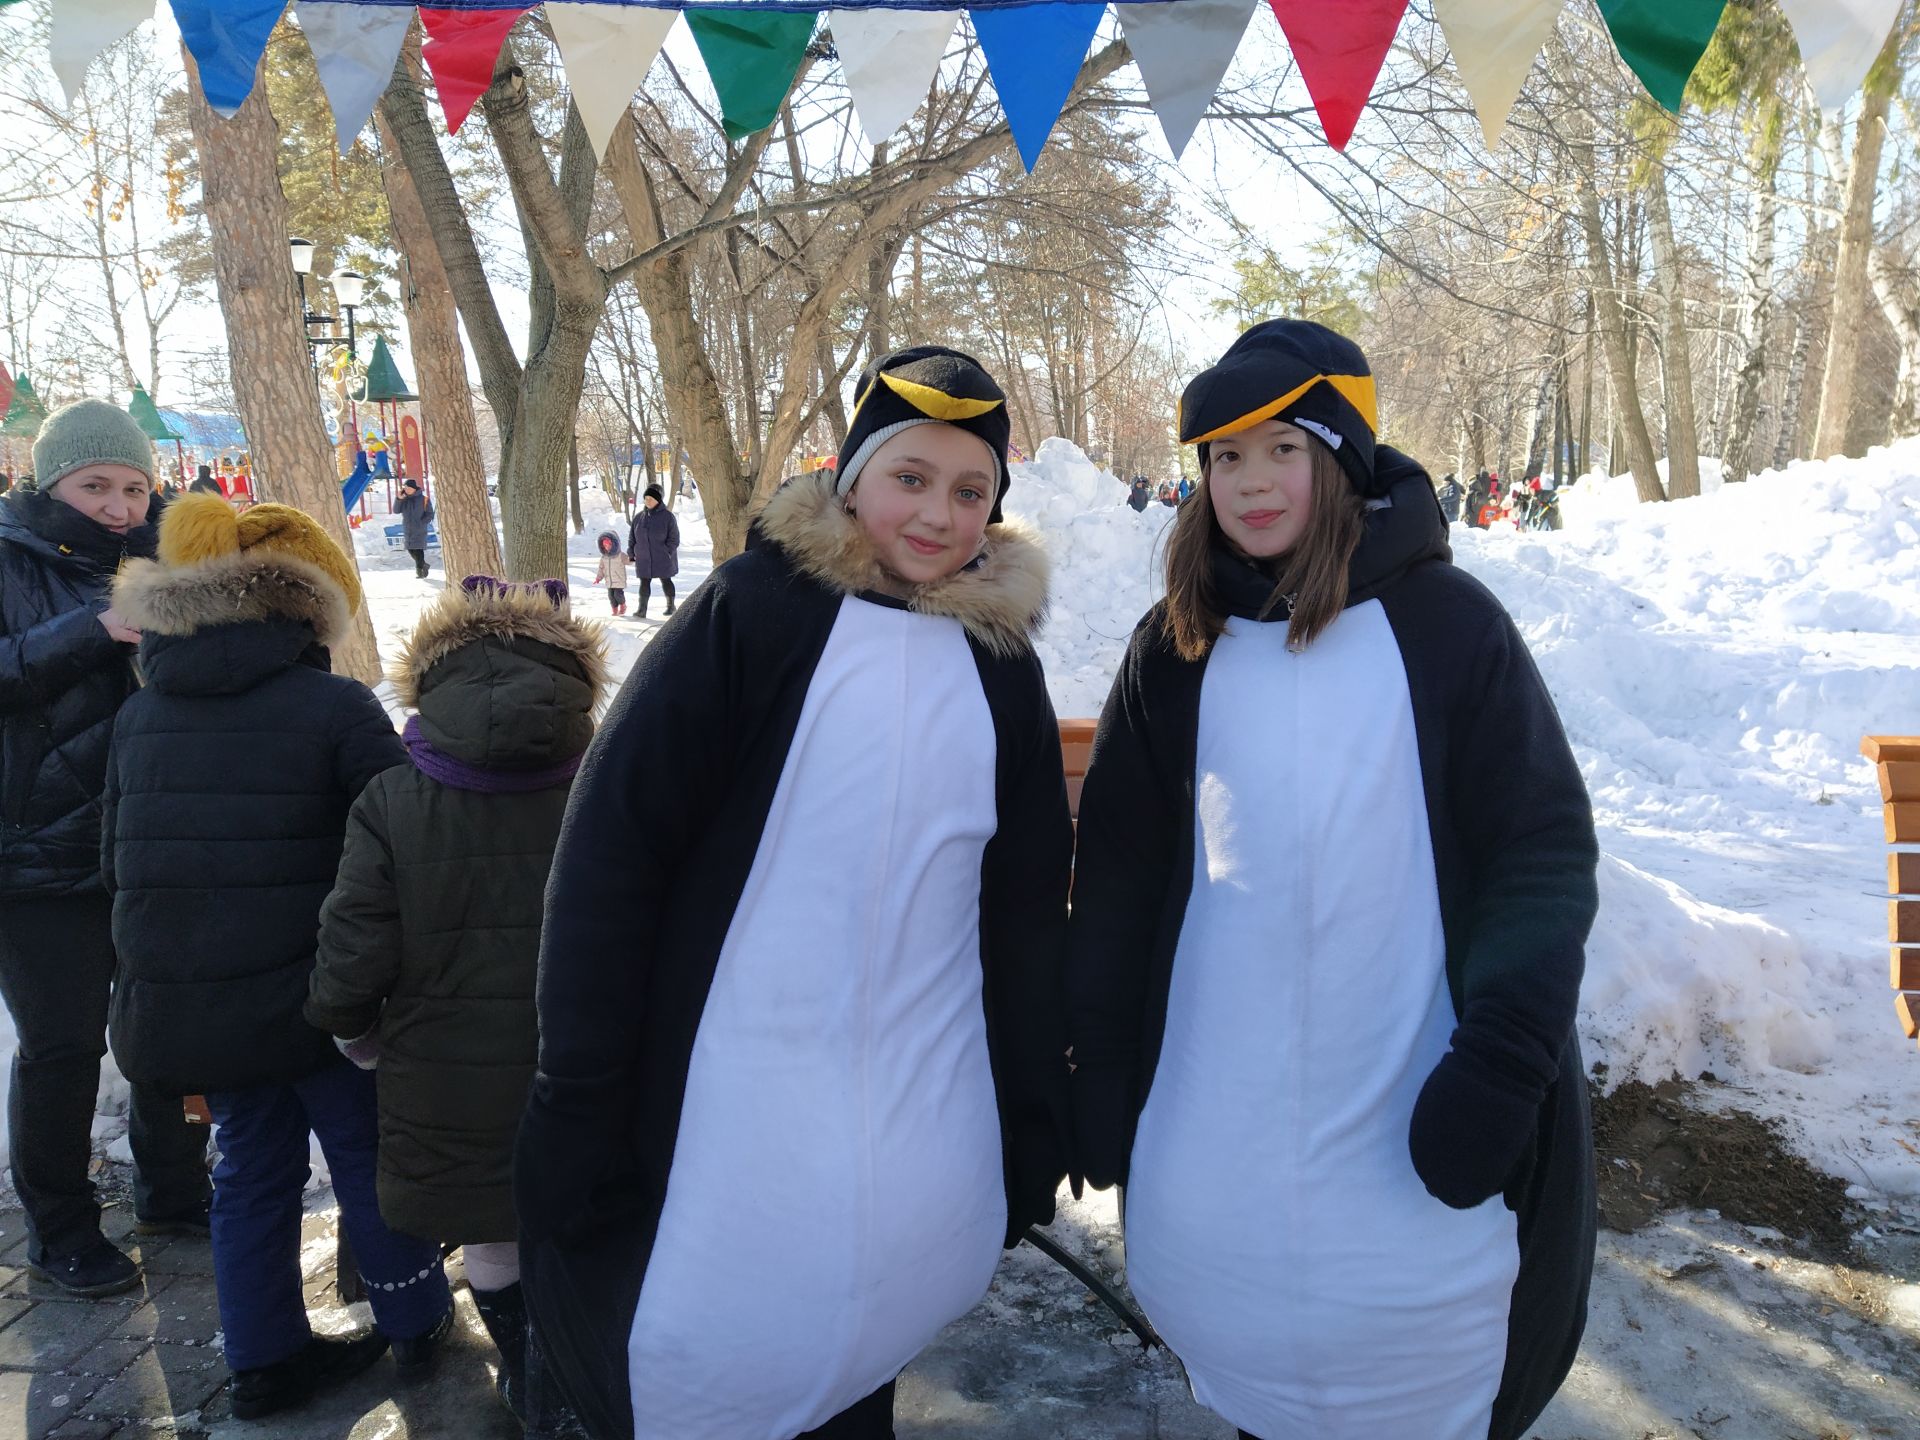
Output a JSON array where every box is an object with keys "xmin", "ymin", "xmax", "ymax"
[
  {"xmin": 1004, "ymin": 439, "xmax": 1172, "ymax": 716},
  {"xmin": 1013, "ymin": 435, "xmax": 1920, "ymax": 1165}
]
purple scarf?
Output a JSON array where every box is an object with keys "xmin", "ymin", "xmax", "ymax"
[{"xmin": 402, "ymin": 715, "xmax": 583, "ymax": 794}]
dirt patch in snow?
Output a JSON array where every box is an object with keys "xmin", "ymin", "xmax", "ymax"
[{"xmin": 1591, "ymin": 1076, "xmax": 1858, "ymax": 1255}]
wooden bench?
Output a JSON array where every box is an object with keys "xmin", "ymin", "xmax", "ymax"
[
  {"xmin": 1864, "ymin": 735, "xmax": 1920, "ymax": 1049},
  {"xmin": 1060, "ymin": 717, "xmax": 1096, "ymax": 821}
]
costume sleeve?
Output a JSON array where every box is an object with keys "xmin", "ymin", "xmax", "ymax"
[
  {"xmin": 331, "ymin": 683, "xmax": 408, "ymax": 799},
  {"xmin": 307, "ymin": 779, "xmax": 402, "ymax": 1040},
  {"xmin": 517, "ymin": 579, "xmax": 737, "ymax": 1243},
  {"xmin": 979, "ymin": 653, "xmax": 1075, "ymax": 1238},
  {"xmin": 1064, "ymin": 621, "xmax": 1179, "ymax": 1190},
  {"xmin": 99, "ymin": 724, "xmax": 122, "ymax": 896},
  {"xmin": 1410, "ymin": 607, "xmax": 1598, "ymax": 1209},
  {"xmin": 0, "ymin": 605, "xmax": 121, "ymax": 714}
]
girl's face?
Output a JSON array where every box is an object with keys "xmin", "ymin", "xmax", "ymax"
[
  {"xmin": 52, "ymin": 463, "xmax": 151, "ymax": 534},
  {"xmin": 644, "ymin": 494, "xmax": 660, "ymax": 510},
  {"xmin": 849, "ymin": 424, "xmax": 997, "ymax": 586},
  {"xmin": 1207, "ymin": 419, "xmax": 1315, "ymax": 559}
]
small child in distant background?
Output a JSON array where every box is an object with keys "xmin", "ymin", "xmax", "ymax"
[{"xmin": 593, "ymin": 531, "xmax": 627, "ymax": 615}]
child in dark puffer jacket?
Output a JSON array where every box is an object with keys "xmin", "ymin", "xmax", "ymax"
[
  {"xmin": 103, "ymin": 494, "xmax": 453, "ymax": 1421},
  {"xmin": 309, "ymin": 576, "xmax": 606, "ymax": 1439}
]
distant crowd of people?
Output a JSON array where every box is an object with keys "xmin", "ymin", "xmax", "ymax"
[
  {"xmin": 1125, "ymin": 474, "xmax": 1195, "ymax": 511},
  {"xmin": 1436, "ymin": 469, "xmax": 1563, "ymax": 531}
]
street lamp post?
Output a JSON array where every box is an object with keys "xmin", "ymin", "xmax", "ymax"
[{"xmin": 290, "ymin": 237, "xmax": 336, "ymax": 373}]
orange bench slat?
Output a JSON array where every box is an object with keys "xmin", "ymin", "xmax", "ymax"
[
  {"xmin": 1888, "ymin": 804, "xmax": 1920, "ymax": 845},
  {"xmin": 1863, "ymin": 736, "xmax": 1920, "ymax": 764},
  {"xmin": 1899, "ymin": 993, "xmax": 1920, "ymax": 1040},
  {"xmin": 1881, "ymin": 762, "xmax": 1920, "ymax": 804},
  {"xmin": 1893, "ymin": 853, "xmax": 1920, "ymax": 897}
]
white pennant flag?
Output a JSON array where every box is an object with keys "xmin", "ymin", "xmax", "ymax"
[
  {"xmin": 1776, "ymin": 0, "xmax": 1906, "ymax": 112},
  {"xmin": 1433, "ymin": 0, "xmax": 1563, "ymax": 151},
  {"xmin": 1118, "ymin": 0, "xmax": 1255, "ymax": 160},
  {"xmin": 828, "ymin": 9, "xmax": 959, "ymax": 146},
  {"xmin": 50, "ymin": 0, "xmax": 155, "ymax": 104},
  {"xmin": 547, "ymin": 2, "xmax": 678, "ymax": 159},
  {"xmin": 297, "ymin": 1, "xmax": 416, "ymax": 154}
]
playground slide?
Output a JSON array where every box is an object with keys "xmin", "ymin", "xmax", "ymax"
[{"xmin": 340, "ymin": 459, "xmax": 372, "ymax": 513}]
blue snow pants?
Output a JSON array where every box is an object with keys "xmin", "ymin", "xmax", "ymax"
[{"xmin": 206, "ymin": 1055, "xmax": 451, "ymax": 1370}]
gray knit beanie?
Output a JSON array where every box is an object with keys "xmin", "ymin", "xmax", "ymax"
[{"xmin": 33, "ymin": 399, "xmax": 155, "ymax": 492}]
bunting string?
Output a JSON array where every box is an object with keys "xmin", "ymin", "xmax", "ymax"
[{"xmin": 37, "ymin": 1, "xmax": 1906, "ymax": 169}]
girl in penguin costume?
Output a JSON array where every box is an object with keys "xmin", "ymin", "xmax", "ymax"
[
  {"xmin": 1066, "ymin": 319, "xmax": 1598, "ymax": 1440},
  {"xmin": 517, "ymin": 344, "xmax": 1074, "ymax": 1440}
]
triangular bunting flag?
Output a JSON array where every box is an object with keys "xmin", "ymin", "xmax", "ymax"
[
  {"xmin": 1776, "ymin": 0, "xmax": 1906, "ymax": 112},
  {"xmin": 1265, "ymin": 0, "xmax": 1410, "ymax": 151},
  {"xmin": 547, "ymin": 3, "xmax": 678, "ymax": 158},
  {"xmin": 1432, "ymin": 0, "xmax": 1562, "ymax": 150},
  {"xmin": 169, "ymin": 0, "xmax": 288, "ymax": 117},
  {"xmin": 297, "ymin": 1, "xmax": 415, "ymax": 154},
  {"xmin": 1595, "ymin": 0, "xmax": 1729, "ymax": 112},
  {"xmin": 50, "ymin": 0, "xmax": 153, "ymax": 104},
  {"xmin": 828, "ymin": 8, "xmax": 958, "ymax": 146},
  {"xmin": 1118, "ymin": 0, "xmax": 1255, "ymax": 160},
  {"xmin": 685, "ymin": 9, "xmax": 820, "ymax": 143},
  {"xmin": 972, "ymin": 1, "xmax": 1107, "ymax": 172},
  {"xmin": 418, "ymin": 6, "xmax": 531, "ymax": 133}
]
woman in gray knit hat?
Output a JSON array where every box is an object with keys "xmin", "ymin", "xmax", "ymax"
[{"xmin": 0, "ymin": 398, "xmax": 211, "ymax": 1298}]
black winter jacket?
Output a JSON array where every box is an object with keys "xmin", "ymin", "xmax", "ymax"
[
  {"xmin": 0, "ymin": 490, "xmax": 154, "ymax": 897},
  {"xmin": 102, "ymin": 548, "xmax": 406, "ymax": 1096},
  {"xmin": 307, "ymin": 585, "xmax": 606, "ymax": 1243}
]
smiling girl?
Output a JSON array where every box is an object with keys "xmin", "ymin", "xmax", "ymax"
[
  {"xmin": 1067, "ymin": 320, "xmax": 1599, "ymax": 1440},
  {"xmin": 519, "ymin": 346, "xmax": 1072, "ymax": 1440}
]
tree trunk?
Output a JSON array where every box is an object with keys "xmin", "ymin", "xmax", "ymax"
[
  {"xmin": 181, "ymin": 48, "xmax": 381, "ymax": 683},
  {"xmin": 1642, "ymin": 161, "xmax": 1700, "ymax": 498},
  {"xmin": 568, "ymin": 439, "xmax": 585, "ymax": 535},
  {"xmin": 1576, "ymin": 174, "xmax": 1666, "ymax": 501},
  {"xmin": 1522, "ymin": 366, "xmax": 1555, "ymax": 478},
  {"xmin": 1868, "ymin": 245, "xmax": 1920, "ymax": 440},
  {"xmin": 376, "ymin": 110, "xmax": 504, "ymax": 583},
  {"xmin": 1812, "ymin": 47, "xmax": 1897, "ymax": 459},
  {"xmin": 1722, "ymin": 108, "xmax": 1784, "ymax": 485}
]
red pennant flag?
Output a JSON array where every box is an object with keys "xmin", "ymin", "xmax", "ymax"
[
  {"xmin": 418, "ymin": 7, "xmax": 533, "ymax": 134},
  {"xmin": 1265, "ymin": 0, "xmax": 1411, "ymax": 150}
]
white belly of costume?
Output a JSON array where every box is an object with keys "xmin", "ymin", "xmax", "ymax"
[
  {"xmin": 627, "ymin": 597, "xmax": 1006, "ymax": 1440},
  {"xmin": 1124, "ymin": 602, "xmax": 1519, "ymax": 1440}
]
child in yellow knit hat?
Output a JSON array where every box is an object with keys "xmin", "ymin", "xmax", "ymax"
[{"xmin": 101, "ymin": 493, "xmax": 455, "ymax": 1418}]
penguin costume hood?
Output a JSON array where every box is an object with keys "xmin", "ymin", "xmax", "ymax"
[
  {"xmin": 1178, "ymin": 318, "xmax": 1383, "ymax": 497},
  {"xmin": 835, "ymin": 344, "xmax": 1014, "ymax": 522}
]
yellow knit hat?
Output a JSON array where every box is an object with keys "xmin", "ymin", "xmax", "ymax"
[{"xmin": 159, "ymin": 493, "xmax": 364, "ymax": 616}]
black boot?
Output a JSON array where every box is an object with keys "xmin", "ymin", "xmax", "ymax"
[
  {"xmin": 229, "ymin": 1331, "xmax": 389, "ymax": 1420},
  {"xmin": 470, "ymin": 1283, "xmax": 529, "ymax": 1423},
  {"xmin": 391, "ymin": 1305, "xmax": 455, "ymax": 1381}
]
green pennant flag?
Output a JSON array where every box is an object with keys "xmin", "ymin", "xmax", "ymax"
[
  {"xmin": 686, "ymin": 8, "xmax": 820, "ymax": 142},
  {"xmin": 127, "ymin": 384, "xmax": 184, "ymax": 443},
  {"xmin": 1, "ymin": 375, "xmax": 47, "ymax": 438},
  {"xmin": 364, "ymin": 336, "xmax": 418, "ymax": 403},
  {"xmin": 1597, "ymin": 0, "xmax": 1730, "ymax": 111}
]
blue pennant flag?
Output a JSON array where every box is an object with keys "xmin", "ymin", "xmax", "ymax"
[
  {"xmin": 171, "ymin": 0, "xmax": 290, "ymax": 117},
  {"xmin": 971, "ymin": 1, "xmax": 1106, "ymax": 172}
]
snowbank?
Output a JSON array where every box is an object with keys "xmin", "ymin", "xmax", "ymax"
[{"xmin": 1010, "ymin": 435, "xmax": 1920, "ymax": 1187}]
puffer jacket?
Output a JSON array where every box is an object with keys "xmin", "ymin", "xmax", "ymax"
[
  {"xmin": 307, "ymin": 583, "xmax": 606, "ymax": 1242},
  {"xmin": 0, "ymin": 489, "xmax": 155, "ymax": 897},
  {"xmin": 102, "ymin": 547, "xmax": 406, "ymax": 1096}
]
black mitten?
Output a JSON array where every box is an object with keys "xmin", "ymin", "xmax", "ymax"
[{"xmin": 1408, "ymin": 1038, "xmax": 1542, "ymax": 1210}]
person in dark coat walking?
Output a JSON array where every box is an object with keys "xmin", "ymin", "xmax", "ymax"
[
  {"xmin": 1127, "ymin": 477, "xmax": 1152, "ymax": 512},
  {"xmin": 395, "ymin": 478, "xmax": 433, "ymax": 579},
  {"xmin": 624, "ymin": 485, "xmax": 679, "ymax": 617},
  {"xmin": 104, "ymin": 494, "xmax": 452, "ymax": 1420},
  {"xmin": 0, "ymin": 400, "xmax": 212, "ymax": 1299},
  {"xmin": 1437, "ymin": 472, "xmax": 1464, "ymax": 524},
  {"xmin": 308, "ymin": 575, "xmax": 606, "ymax": 1435},
  {"xmin": 188, "ymin": 464, "xmax": 223, "ymax": 497}
]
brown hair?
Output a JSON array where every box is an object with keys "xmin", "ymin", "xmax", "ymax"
[{"xmin": 1161, "ymin": 437, "xmax": 1367, "ymax": 661}]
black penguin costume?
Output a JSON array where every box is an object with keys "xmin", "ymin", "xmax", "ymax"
[
  {"xmin": 1069, "ymin": 320, "xmax": 1597, "ymax": 1440},
  {"xmin": 517, "ymin": 347, "xmax": 1072, "ymax": 1440}
]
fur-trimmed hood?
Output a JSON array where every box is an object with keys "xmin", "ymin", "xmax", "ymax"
[
  {"xmin": 114, "ymin": 548, "xmax": 352, "ymax": 648},
  {"xmin": 392, "ymin": 583, "xmax": 610, "ymax": 773},
  {"xmin": 755, "ymin": 469, "xmax": 1048, "ymax": 657},
  {"xmin": 391, "ymin": 583, "xmax": 610, "ymax": 711}
]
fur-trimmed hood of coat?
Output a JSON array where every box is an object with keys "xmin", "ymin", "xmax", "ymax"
[
  {"xmin": 754, "ymin": 468, "xmax": 1048, "ymax": 657},
  {"xmin": 390, "ymin": 582, "xmax": 610, "ymax": 711},
  {"xmin": 113, "ymin": 548, "xmax": 352, "ymax": 648}
]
